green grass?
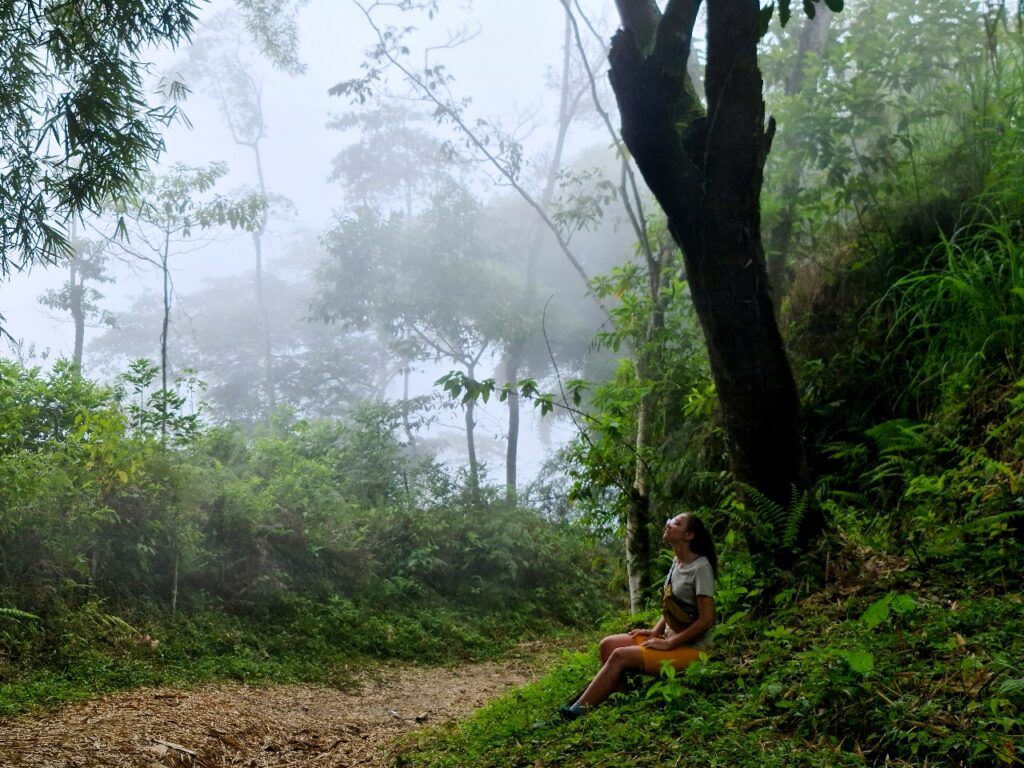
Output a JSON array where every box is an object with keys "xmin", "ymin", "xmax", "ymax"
[{"xmin": 394, "ymin": 560, "xmax": 1024, "ymax": 768}]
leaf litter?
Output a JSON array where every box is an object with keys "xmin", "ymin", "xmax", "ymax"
[{"xmin": 0, "ymin": 652, "xmax": 546, "ymax": 767}]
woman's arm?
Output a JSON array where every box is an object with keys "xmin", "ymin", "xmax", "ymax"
[
  {"xmin": 642, "ymin": 596, "xmax": 714, "ymax": 649},
  {"xmin": 630, "ymin": 617, "xmax": 666, "ymax": 638}
]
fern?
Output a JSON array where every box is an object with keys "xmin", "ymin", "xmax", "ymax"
[
  {"xmin": 0, "ymin": 607, "xmax": 40, "ymax": 621},
  {"xmin": 739, "ymin": 483, "xmax": 809, "ymax": 550}
]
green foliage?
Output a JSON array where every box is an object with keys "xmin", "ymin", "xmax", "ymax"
[
  {"xmin": 115, "ymin": 359, "xmax": 205, "ymax": 446},
  {"xmin": 0, "ymin": 357, "xmax": 616, "ymax": 713},
  {"xmin": 736, "ymin": 484, "xmax": 809, "ymax": 553},
  {"xmin": 398, "ymin": 557, "xmax": 1023, "ymax": 768},
  {"xmin": 398, "ymin": 5, "xmax": 1024, "ymax": 766},
  {"xmin": 888, "ymin": 217, "xmax": 1024, "ymax": 411},
  {"xmin": 0, "ymin": 0, "xmax": 198, "ymax": 271}
]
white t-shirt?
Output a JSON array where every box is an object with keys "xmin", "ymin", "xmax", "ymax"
[{"xmin": 665, "ymin": 555, "xmax": 715, "ymax": 648}]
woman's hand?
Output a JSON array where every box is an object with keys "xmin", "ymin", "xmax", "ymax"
[
  {"xmin": 628, "ymin": 628, "xmax": 654, "ymax": 638},
  {"xmin": 641, "ymin": 637, "xmax": 672, "ymax": 650}
]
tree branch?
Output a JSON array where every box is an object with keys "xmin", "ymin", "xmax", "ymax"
[
  {"xmin": 613, "ymin": 0, "xmax": 662, "ymax": 51},
  {"xmin": 560, "ymin": 0, "xmax": 653, "ymax": 270},
  {"xmin": 347, "ymin": 0, "xmax": 612, "ymax": 322}
]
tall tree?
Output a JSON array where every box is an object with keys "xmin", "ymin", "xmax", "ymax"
[
  {"xmin": 315, "ymin": 184, "xmax": 516, "ymax": 492},
  {"xmin": 607, "ymin": 0, "xmax": 834, "ymax": 565},
  {"xmin": 37, "ymin": 231, "xmax": 114, "ymax": 369},
  {"xmin": 105, "ymin": 163, "xmax": 263, "ymax": 441},
  {"xmin": 326, "ymin": 103, "xmax": 458, "ymax": 444},
  {"xmin": 178, "ymin": 10, "xmax": 298, "ymax": 421}
]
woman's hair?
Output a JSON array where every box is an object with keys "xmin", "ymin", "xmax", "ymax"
[{"xmin": 686, "ymin": 514, "xmax": 718, "ymax": 577}]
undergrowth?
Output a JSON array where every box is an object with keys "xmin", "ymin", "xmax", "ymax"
[
  {"xmin": 0, "ymin": 598, "xmax": 572, "ymax": 717},
  {"xmin": 395, "ymin": 553, "xmax": 1024, "ymax": 768}
]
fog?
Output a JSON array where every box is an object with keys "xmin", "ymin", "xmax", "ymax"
[{"xmin": 0, "ymin": 0, "xmax": 633, "ymax": 487}]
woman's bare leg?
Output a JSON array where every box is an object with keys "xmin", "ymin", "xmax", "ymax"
[
  {"xmin": 599, "ymin": 633, "xmax": 636, "ymax": 664},
  {"xmin": 576, "ymin": 646, "xmax": 646, "ymax": 709}
]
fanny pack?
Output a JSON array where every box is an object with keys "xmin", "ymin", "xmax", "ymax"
[{"xmin": 662, "ymin": 579, "xmax": 698, "ymax": 633}]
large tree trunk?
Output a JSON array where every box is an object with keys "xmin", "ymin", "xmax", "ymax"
[{"xmin": 610, "ymin": 0, "xmax": 823, "ymax": 566}]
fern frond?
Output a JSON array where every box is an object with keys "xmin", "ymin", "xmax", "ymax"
[
  {"xmin": 862, "ymin": 457, "xmax": 906, "ymax": 486},
  {"xmin": 0, "ymin": 607, "xmax": 41, "ymax": 621},
  {"xmin": 782, "ymin": 487, "xmax": 809, "ymax": 550},
  {"xmin": 738, "ymin": 483, "xmax": 809, "ymax": 550}
]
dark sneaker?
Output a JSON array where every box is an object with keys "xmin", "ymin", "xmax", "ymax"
[{"xmin": 558, "ymin": 704, "xmax": 585, "ymax": 721}]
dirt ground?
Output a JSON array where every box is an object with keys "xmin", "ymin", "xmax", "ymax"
[{"xmin": 0, "ymin": 651, "xmax": 546, "ymax": 768}]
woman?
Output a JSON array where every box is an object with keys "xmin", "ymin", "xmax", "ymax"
[{"xmin": 560, "ymin": 512, "xmax": 717, "ymax": 719}]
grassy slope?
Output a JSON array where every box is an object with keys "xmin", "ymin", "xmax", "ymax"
[{"xmin": 395, "ymin": 550, "xmax": 1023, "ymax": 768}]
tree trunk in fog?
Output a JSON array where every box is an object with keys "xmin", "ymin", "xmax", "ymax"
[
  {"xmin": 505, "ymin": 383, "xmax": 519, "ymax": 498},
  {"xmin": 502, "ymin": 9, "xmax": 580, "ymax": 503},
  {"xmin": 219, "ymin": 65, "xmax": 276, "ymax": 422},
  {"xmin": 170, "ymin": 548, "xmax": 179, "ymax": 617},
  {"xmin": 160, "ymin": 229, "xmax": 172, "ymax": 445},
  {"xmin": 627, "ymin": 356, "xmax": 655, "ymax": 611},
  {"xmin": 466, "ymin": 361, "xmax": 480, "ymax": 493},
  {"xmin": 401, "ymin": 365, "xmax": 416, "ymax": 447},
  {"xmin": 610, "ymin": 0, "xmax": 822, "ymax": 568},
  {"xmin": 251, "ymin": 143, "xmax": 276, "ymax": 419},
  {"xmin": 766, "ymin": 2, "xmax": 832, "ymax": 310},
  {"xmin": 69, "ymin": 259, "xmax": 85, "ymax": 370}
]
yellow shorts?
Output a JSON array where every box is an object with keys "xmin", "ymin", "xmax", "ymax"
[{"xmin": 633, "ymin": 633, "xmax": 704, "ymax": 675}]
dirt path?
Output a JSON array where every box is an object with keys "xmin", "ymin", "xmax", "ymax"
[{"xmin": 0, "ymin": 651, "xmax": 546, "ymax": 768}]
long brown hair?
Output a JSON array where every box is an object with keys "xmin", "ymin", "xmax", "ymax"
[{"xmin": 686, "ymin": 514, "xmax": 718, "ymax": 577}]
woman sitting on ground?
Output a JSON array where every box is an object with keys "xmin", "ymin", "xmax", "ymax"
[{"xmin": 560, "ymin": 512, "xmax": 717, "ymax": 720}]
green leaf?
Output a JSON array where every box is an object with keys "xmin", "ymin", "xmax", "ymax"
[
  {"xmin": 823, "ymin": 0, "xmax": 843, "ymax": 11},
  {"xmin": 803, "ymin": 0, "xmax": 816, "ymax": 18},
  {"xmin": 843, "ymin": 648, "xmax": 874, "ymax": 674},
  {"xmin": 890, "ymin": 594, "xmax": 916, "ymax": 615},
  {"xmin": 998, "ymin": 678, "xmax": 1024, "ymax": 695},
  {"xmin": 861, "ymin": 594, "xmax": 892, "ymax": 629}
]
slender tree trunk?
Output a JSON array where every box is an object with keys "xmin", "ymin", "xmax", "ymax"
[
  {"xmin": 465, "ymin": 363, "xmax": 479, "ymax": 493},
  {"xmin": 626, "ymin": 241, "xmax": 673, "ymax": 611},
  {"xmin": 160, "ymin": 230, "xmax": 172, "ymax": 445},
  {"xmin": 401, "ymin": 365, "xmax": 416, "ymax": 447},
  {"xmin": 627, "ymin": 356, "xmax": 656, "ymax": 611},
  {"xmin": 502, "ymin": 8, "xmax": 579, "ymax": 502},
  {"xmin": 251, "ymin": 142, "xmax": 275, "ymax": 419},
  {"xmin": 170, "ymin": 548, "xmax": 179, "ymax": 617},
  {"xmin": 610, "ymin": 0, "xmax": 822, "ymax": 567},
  {"xmin": 69, "ymin": 259, "xmax": 85, "ymax": 369},
  {"xmin": 505, "ymin": 383, "xmax": 519, "ymax": 500}
]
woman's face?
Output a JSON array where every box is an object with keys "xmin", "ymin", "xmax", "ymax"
[{"xmin": 663, "ymin": 513, "xmax": 692, "ymax": 544}]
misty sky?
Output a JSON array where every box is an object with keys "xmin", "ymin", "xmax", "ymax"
[{"xmin": 0, "ymin": 0, "xmax": 620, "ymax": 484}]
